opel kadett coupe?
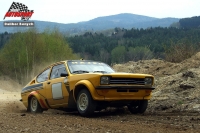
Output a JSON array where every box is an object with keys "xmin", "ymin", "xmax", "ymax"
[{"xmin": 21, "ymin": 60, "xmax": 155, "ymax": 116}]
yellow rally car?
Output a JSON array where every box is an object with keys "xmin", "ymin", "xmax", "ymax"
[{"xmin": 21, "ymin": 60, "xmax": 155, "ymax": 116}]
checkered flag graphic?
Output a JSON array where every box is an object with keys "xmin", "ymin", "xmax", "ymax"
[
  {"xmin": 8, "ymin": 2, "xmax": 28, "ymax": 12},
  {"xmin": 4, "ymin": 2, "xmax": 34, "ymax": 21}
]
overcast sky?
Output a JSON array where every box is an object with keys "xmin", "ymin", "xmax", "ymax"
[{"xmin": 1, "ymin": 0, "xmax": 199, "ymax": 23}]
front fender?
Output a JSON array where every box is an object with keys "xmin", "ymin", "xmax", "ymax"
[
  {"xmin": 28, "ymin": 91, "xmax": 48, "ymax": 109},
  {"xmin": 74, "ymin": 80, "xmax": 104, "ymax": 101}
]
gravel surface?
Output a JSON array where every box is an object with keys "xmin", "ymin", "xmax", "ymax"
[{"xmin": 0, "ymin": 92, "xmax": 200, "ymax": 133}]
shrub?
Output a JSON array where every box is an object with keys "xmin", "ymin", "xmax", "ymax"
[{"xmin": 164, "ymin": 43, "xmax": 198, "ymax": 63}]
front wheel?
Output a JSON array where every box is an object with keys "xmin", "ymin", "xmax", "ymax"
[
  {"xmin": 128, "ymin": 100, "xmax": 148, "ymax": 114},
  {"xmin": 77, "ymin": 89, "xmax": 96, "ymax": 117},
  {"xmin": 29, "ymin": 96, "xmax": 43, "ymax": 113}
]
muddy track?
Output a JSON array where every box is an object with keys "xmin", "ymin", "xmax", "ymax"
[{"xmin": 0, "ymin": 93, "xmax": 199, "ymax": 133}]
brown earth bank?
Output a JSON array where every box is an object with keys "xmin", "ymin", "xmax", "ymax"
[
  {"xmin": 1, "ymin": 52, "xmax": 200, "ymax": 133},
  {"xmin": 113, "ymin": 52, "xmax": 200, "ymax": 113}
]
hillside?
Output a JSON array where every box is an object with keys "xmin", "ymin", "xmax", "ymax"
[{"xmin": 0, "ymin": 13, "xmax": 179, "ymax": 34}]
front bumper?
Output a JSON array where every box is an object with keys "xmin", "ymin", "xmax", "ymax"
[{"xmin": 95, "ymin": 85, "xmax": 155, "ymax": 101}]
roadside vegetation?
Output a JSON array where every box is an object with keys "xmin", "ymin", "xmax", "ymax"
[{"xmin": 0, "ymin": 28, "xmax": 78, "ymax": 84}]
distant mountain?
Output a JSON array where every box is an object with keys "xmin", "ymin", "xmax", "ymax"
[
  {"xmin": 0, "ymin": 13, "xmax": 179, "ymax": 34},
  {"xmin": 81, "ymin": 14, "xmax": 179, "ymax": 30}
]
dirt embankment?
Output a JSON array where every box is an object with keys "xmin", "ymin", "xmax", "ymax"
[{"xmin": 113, "ymin": 52, "xmax": 200, "ymax": 113}]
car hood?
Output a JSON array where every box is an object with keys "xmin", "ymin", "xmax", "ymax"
[
  {"xmin": 102, "ymin": 72, "xmax": 153, "ymax": 78},
  {"xmin": 69, "ymin": 72, "xmax": 154, "ymax": 88}
]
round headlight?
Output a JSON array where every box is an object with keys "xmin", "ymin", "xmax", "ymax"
[
  {"xmin": 145, "ymin": 77, "xmax": 152, "ymax": 85},
  {"xmin": 100, "ymin": 76, "xmax": 109, "ymax": 85}
]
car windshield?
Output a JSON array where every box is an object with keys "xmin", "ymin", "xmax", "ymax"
[{"xmin": 67, "ymin": 61, "xmax": 115, "ymax": 74}]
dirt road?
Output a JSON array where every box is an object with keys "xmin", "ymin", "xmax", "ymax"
[{"xmin": 0, "ymin": 91, "xmax": 199, "ymax": 133}]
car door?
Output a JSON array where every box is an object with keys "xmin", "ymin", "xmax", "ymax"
[{"xmin": 44, "ymin": 63, "xmax": 69, "ymax": 108}]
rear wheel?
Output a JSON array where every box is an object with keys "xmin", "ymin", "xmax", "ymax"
[
  {"xmin": 128, "ymin": 100, "xmax": 148, "ymax": 114},
  {"xmin": 77, "ymin": 89, "xmax": 96, "ymax": 117},
  {"xmin": 29, "ymin": 96, "xmax": 43, "ymax": 113}
]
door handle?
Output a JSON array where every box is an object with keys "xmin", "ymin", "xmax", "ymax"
[{"xmin": 47, "ymin": 82, "xmax": 51, "ymax": 84}]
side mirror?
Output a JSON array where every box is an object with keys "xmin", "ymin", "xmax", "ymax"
[{"xmin": 60, "ymin": 73, "xmax": 68, "ymax": 77}]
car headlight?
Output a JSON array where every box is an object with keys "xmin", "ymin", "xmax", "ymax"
[
  {"xmin": 145, "ymin": 77, "xmax": 153, "ymax": 85},
  {"xmin": 100, "ymin": 76, "xmax": 110, "ymax": 85}
]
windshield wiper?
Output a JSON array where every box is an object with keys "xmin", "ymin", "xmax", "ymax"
[
  {"xmin": 93, "ymin": 71, "xmax": 107, "ymax": 73},
  {"xmin": 72, "ymin": 70, "xmax": 89, "ymax": 74}
]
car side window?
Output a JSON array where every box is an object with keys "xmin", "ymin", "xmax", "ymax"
[
  {"xmin": 36, "ymin": 68, "xmax": 51, "ymax": 83},
  {"xmin": 50, "ymin": 64, "xmax": 67, "ymax": 79}
]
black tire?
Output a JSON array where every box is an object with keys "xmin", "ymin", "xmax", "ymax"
[
  {"xmin": 128, "ymin": 100, "xmax": 148, "ymax": 114},
  {"xmin": 29, "ymin": 96, "xmax": 43, "ymax": 113},
  {"xmin": 76, "ymin": 89, "xmax": 96, "ymax": 117}
]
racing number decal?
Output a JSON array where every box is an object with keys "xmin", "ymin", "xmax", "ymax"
[{"xmin": 51, "ymin": 83, "xmax": 63, "ymax": 99}]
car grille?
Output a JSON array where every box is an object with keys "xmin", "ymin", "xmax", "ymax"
[{"xmin": 109, "ymin": 77, "xmax": 145, "ymax": 85}]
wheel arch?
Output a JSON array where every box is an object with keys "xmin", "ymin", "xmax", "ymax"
[
  {"xmin": 73, "ymin": 80, "xmax": 104, "ymax": 102},
  {"xmin": 28, "ymin": 91, "xmax": 48, "ymax": 109},
  {"xmin": 74, "ymin": 84, "xmax": 90, "ymax": 102}
]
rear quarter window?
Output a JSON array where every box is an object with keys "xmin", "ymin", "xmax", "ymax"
[{"xmin": 36, "ymin": 68, "xmax": 51, "ymax": 83}]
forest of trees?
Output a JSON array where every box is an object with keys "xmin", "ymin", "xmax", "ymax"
[
  {"xmin": 1, "ymin": 26, "xmax": 200, "ymax": 65},
  {"xmin": 179, "ymin": 16, "xmax": 200, "ymax": 28},
  {"xmin": 66, "ymin": 27, "xmax": 200, "ymax": 64}
]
